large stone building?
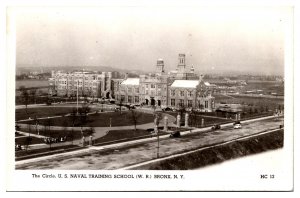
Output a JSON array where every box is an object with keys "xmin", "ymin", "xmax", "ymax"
[
  {"xmin": 49, "ymin": 54, "xmax": 215, "ymax": 111},
  {"xmin": 49, "ymin": 71, "xmax": 112, "ymax": 98},
  {"xmin": 169, "ymin": 77, "xmax": 215, "ymax": 112}
]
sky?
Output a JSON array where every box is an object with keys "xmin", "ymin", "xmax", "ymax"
[{"xmin": 12, "ymin": 6, "xmax": 291, "ymax": 75}]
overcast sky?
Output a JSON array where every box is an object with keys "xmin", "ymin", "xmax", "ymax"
[{"xmin": 13, "ymin": 6, "xmax": 290, "ymax": 75}]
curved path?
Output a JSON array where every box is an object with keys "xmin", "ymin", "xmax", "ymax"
[{"xmin": 16, "ymin": 110, "xmax": 177, "ymax": 150}]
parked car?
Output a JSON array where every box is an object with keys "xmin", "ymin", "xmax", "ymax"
[
  {"xmin": 211, "ymin": 124, "xmax": 221, "ymax": 130},
  {"xmin": 162, "ymin": 107, "xmax": 172, "ymax": 112},
  {"xmin": 169, "ymin": 131, "xmax": 181, "ymax": 138},
  {"xmin": 233, "ymin": 123, "xmax": 242, "ymax": 129}
]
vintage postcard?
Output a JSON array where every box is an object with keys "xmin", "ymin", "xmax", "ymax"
[{"xmin": 5, "ymin": 0, "xmax": 295, "ymax": 192}]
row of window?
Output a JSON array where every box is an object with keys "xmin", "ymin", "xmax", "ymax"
[
  {"xmin": 170, "ymin": 99, "xmax": 210, "ymax": 108},
  {"xmin": 171, "ymin": 90, "xmax": 193, "ymax": 97},
  {"xmin": 143, "ymin": 84, "xmax": 166, "ymax": 89},
  {"xmin": 117, "ymin": 95, "xmax": 140, "ymax": 103}
]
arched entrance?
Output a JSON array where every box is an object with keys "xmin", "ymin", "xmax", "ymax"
[
  {"xmin": 150, "ymin": 98, "xmax": 155, "ymax": 106},
  {"xmin": 106, "ymin": 92, "xmax": 110, "ymax": 99},
  {"xmin": 145, "ymin": 99, "xmax": 149, "ymax": 105},
  {"xmin": 157, "ymin": 100, "xmax": 161, "ymax": 106}
]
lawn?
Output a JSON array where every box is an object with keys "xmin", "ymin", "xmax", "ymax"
[
  {"xmin": 16, "ymin": 128, "xmax": 93, "ymax": 142},
  {"xmin": 15, "ymin": 136, "xmax": 44, "ymax": 145},
  {"xmin": 19, "ymin": 111, "xmax": 155, "ymax": 127},
  {"xmin": 15, "ymin": 145, "xmax": 81, "ymax": 159},
  {"xmin": 93, "ymin": 129, "xmax": 152, "ymax": 144},
  {"xmin": 214, "ymin": 95, "xmax": 284, "ymax": 111},
  {"xmin": 15, "ymin": 107, "xmax": 75, "ymax": 121}
]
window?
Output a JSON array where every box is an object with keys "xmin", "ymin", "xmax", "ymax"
[
  {"xmin": 128, "ymin": 96, "xmax": 132, "ymax": 103},
  {"xmin": 205, "ymin": 101, "xmax": 208, "ymax": 108},
  {"xmin": 157, "ymin": 91, "xmax": 161, "ymax": 96},
  {"xmin": 151, "ymin": 90, "xmax": 155, "ymax": 96},
  {"xmin": 188, "ymin": 100, "xmax": 193, "ymax": 107},
  {"xmin": 135, "ymin": 87, "xmax": 139, "ymax": 93},
  {"xmin": 151, "ymin": 84, "xmax": 155, "ymax": 88},
  {"xmin": 146, "ymin": 90, "xmax": 149, "ymax": 95},
  {"xmin": 146, "ymin": 84, "xmax": 149, "ymax": 88},
  {"xmin": 128, "ymin": 87, "xmax": 132, "ymax": 93},
  {"xmin": 188, "ymin": 91, "xmax": 192, "ymax": 97},
  {"xmin": 171, "ymin": 99, "xmax": 175, "ymax": 106},
  {"xmin": 171, "ymin": 90, "xmax": 175, "ymax": 96},
  {"xmin": 121, "ymin": 95, "xmax": 125, "ymax": 102},
  {"xmin": 135, "ymin": 96, "xmax": 139, "ymax": 103},
  {"xmin": 180, "ymin": 91, "xmax": 184, "ymax": 97},
  {"xmin": 157, "ymin": 84, "xmax": 162, "ymax": 88},
  {"xmin": 179, "ymin": 99, "xmax": 184, "ymax": 107}
]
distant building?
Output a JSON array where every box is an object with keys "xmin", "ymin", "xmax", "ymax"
[
  {"xmin": 49, "ymin": 53, "xmax": 215, "ymax": 112},
  {"xmin": 50, "ymin": 70, "xmax": 112, "ymax": 98}
]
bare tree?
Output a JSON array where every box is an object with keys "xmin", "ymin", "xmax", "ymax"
[
  {"xmin": 19, "ymin": 86, "xmax": 29, "ymax": 115},
  {"xmin": 78, "ymin": 103, "xmax": 90, "ymax": 126},
  {"xmin": 129, "ymin": 109, "xmax": 140, "ymax": 132},
  {"xmin": 154, "ymin": 113, "xmax": 162, "ymax": 158},
  {"xmin": 118, "ymin": 98, "xmax": 123, "ymax": 114},
  {"xmin": 29, "ymin": 89, "xmax": 37, "ymax": 104}
]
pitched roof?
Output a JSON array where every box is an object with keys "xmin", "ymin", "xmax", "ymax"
[
  {"xmin": 171, "ymin": 80, "xmax": 199, "ymax": 88},
  {"xmin": 121, "ymin": 78, "xmax": 140, "ymax": 85}
]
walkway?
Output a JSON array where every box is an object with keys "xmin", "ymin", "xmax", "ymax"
[{"xmin": 15, "ymin": 111, "xmax": 177, "ymax": 151}]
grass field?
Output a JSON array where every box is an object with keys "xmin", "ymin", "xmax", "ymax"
[
  {"xmin": 93, "ymin": 129, "xmax": 152, "ymax": 144},
  {"xmin": 16, "ymin": 107, "xmax": 75, "ymax": 121},
  {"xmin": 15, "ymin": 145, "xmax": 81, "ymax": 159},
  {"xmin": 15, "ymin": 136, "xmax": 44, "ymax": 145},
  {"xmin": 18, "ymin": 111, "xmax": 155, "ymax": 127},
  {"xmin": 214, "ymin": 95, "xmax": 284, "ymax": 111},
  {"xmin": 16, "ymin": 80, "xmax": 49, "ymax": 89}
]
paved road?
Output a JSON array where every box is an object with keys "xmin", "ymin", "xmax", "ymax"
[{"xmin": 15, "ymin": 116, "xmax": 283, "ymax": 170}]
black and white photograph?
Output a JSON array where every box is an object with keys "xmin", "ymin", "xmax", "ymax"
[{"xmin": 3, "ymin": 0, "xmax": 296, "ymax": 192}]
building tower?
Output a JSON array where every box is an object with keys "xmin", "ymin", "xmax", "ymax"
[
  {"xmin": 177, "ymin": 54, "xmax": 186, "ymax": 73},
  {"xmin": 156, "ymin": 58, "xmax": 165, "ymax": 74}
]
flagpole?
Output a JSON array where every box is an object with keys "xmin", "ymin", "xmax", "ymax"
[{"xmin": 77, "ymin": 80, "xmax": 79, "ymax": 115}]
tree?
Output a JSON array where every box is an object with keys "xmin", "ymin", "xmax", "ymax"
[
  {"xmin": 265, "ymin": 106, "xmax": 269, "ymax": 113},
  {"xmin": 118, "ymin": 98, "xmax": 123, "ymax": 114},
  {"xmin": 29, "ymin": 89, "xmax": 37, "ymax": 104},
  {"xmin": 154, "ymin": 113, "xmax": 162, "ymax": 158},
  {"xmin": 189, "ymin": 108, "xmax": 197, "ymax": 127},
  {"xmin": 129, "ymin": 109, "xmax": 140, "ymax": 132},
  {"xmin": 85, "ymin": 127, "xmax": 95, "ymax": 137},
  {"xmin": 78, "ymin": 102, "xmax": 90, "ymax": 126},
  {"xmin": 24, "ymin": 136, "xmax": 32, "ymax": 151},
  {"xmin": 100, "ymin": 100, "xmax": 105, "ymax": 112},
  {"xmin": 260, "ymin": 106, "xmax": 265, "ymax": 113},
  {"xmin": 46, "ymin": 118, "xmax": 53, "ymax": 149},
  {"xmin": 178, "ymin": 105, "xmax": 186, "ymax": 124},
  {"xmin": 19, "ymin": 86, "xmax": 29, "ymax": 115},
  {"xmin": 249, "ymin": 107, "xmax": 253, "ymax": 115}
]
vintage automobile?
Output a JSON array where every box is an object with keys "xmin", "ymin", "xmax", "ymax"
[
  {"xmin": 233, "ymin": 121, "xmax": 242, "ymax": 129},
  {"xmin": 169, "ymin": 131, "xmax": 181, "ymax": 138},
  {"xmin": 211, "ymin": 124, "xmax": 221, "ymax": 130}
]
